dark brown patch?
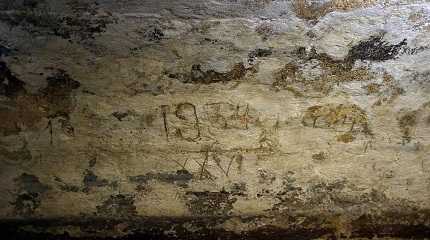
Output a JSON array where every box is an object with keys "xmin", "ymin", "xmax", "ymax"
[
  {"xmin": 312, "ymin": 152, "xmax": 327, "ymax": 161},
  {"xmin": 274, "ymin": 48, "xmax": 372, "ymax": 96},
  {"xmin": 398, "ymin": 110, "xmax": 418, "ymax": 144},
  {"xmin": 337, "ymin": 132, "xmax": 355, "ymax": 143},
  {"xmin": 170, "ymin": 63, "xmax": 252, "ymax": 84}
]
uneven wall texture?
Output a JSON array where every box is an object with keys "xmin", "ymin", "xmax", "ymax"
[{"xmin": 0, "ymin": 0, "xmax": 430, "ymax": 239}]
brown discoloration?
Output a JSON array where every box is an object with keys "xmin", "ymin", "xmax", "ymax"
[
  {"xmin": 275, "ymin": 35, "xmax": 407, "ymax": 96},
  {"xmin": 364, "ymin": 83, "xmax": 381, "ymax": 95},
  {"xmin": 302, "ymin": 104, "xmax": 369, "ymax": 134}
]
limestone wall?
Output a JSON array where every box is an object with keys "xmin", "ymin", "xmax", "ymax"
[{"xmin": 0, "ymin": 0, "xmax": 430, "ymax": 238}]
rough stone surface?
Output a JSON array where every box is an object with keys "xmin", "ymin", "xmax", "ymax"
[{"xmin": 0, "ymin": 0, "xmax": 430, "ymax": 239}]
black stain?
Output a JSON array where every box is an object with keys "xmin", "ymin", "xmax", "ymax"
[
  {"xmin": 54, "ymin": 168, "xmax": 112, "ymax": 193},
  {"xmin": 45, "ymin": 70, "xmax": 81, "ymax": 91},
  {"xmin": 129, "ymin": 170, "xmax": 193, "ymax": 188},
  {"xmin": 346, "ymin": 34, "xmax": 407, "ymax": 63},
  {"xmin": 143, "ymin": 26, "xmax": 164, "ymax": 42},
  {"xmin": 88, "ymin": 156, "xmax": 97, "ymax": 168},
  {"xmin": 185, "ymin": 190, "xmax": 237, "ymax": 216},
  {"xmin": 82, "ymin": 169, "xmax": 109, "ymax": 192},
  {"xmin": 230, "ymin": 182, "xmax": 247, "ymax": 196},
  {"xmin": 54, "ymin": 176, "xmax": 81, "ymax": 193},
  {"xmin": 1, "ymin": 215, "xmax": 430, "ymax": 240},
  {"xmin": 15, "ymin": 173, "xmax": 50, "ymax": 194},
  {"xmin": 0, "ymin": 44, "xmax": 12, "ymax": 57},
  {"xmin": 112, "ymin": 111, "xmax": 130, "ymax": 121},
  {"xmin": 12, "ymin": 193, "xmax": 42, "ymax": 217},
  {"xmin": 190, "ymin": 63, "xmax": 248, "ymax": 84},
  {"xmin": 0, "ymin": 61, "xmax": 26, "ymax": 97},
  {"xmin": 12, "ymin": 173, "xmax": 50, "ymax": 216},
  {"xmin": 96, "ymin": 194, "xmax": 138, "ymax": 218},
  {"xmin": 248, "ymin": 48, "xmax": 272, "ymax": 64},
  {"xmin": 168, "ymin": 63, "xmax": 252, "ymax": 85}
]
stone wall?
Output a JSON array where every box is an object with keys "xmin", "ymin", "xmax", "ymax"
[{"xmin": 0, "ymin": 0, "xmax": 430, "ymax": 238}]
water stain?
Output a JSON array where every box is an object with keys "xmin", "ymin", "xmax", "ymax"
[{"xmin": 0, "ymin": 0, "xmax": 115, "ymax": 41}]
